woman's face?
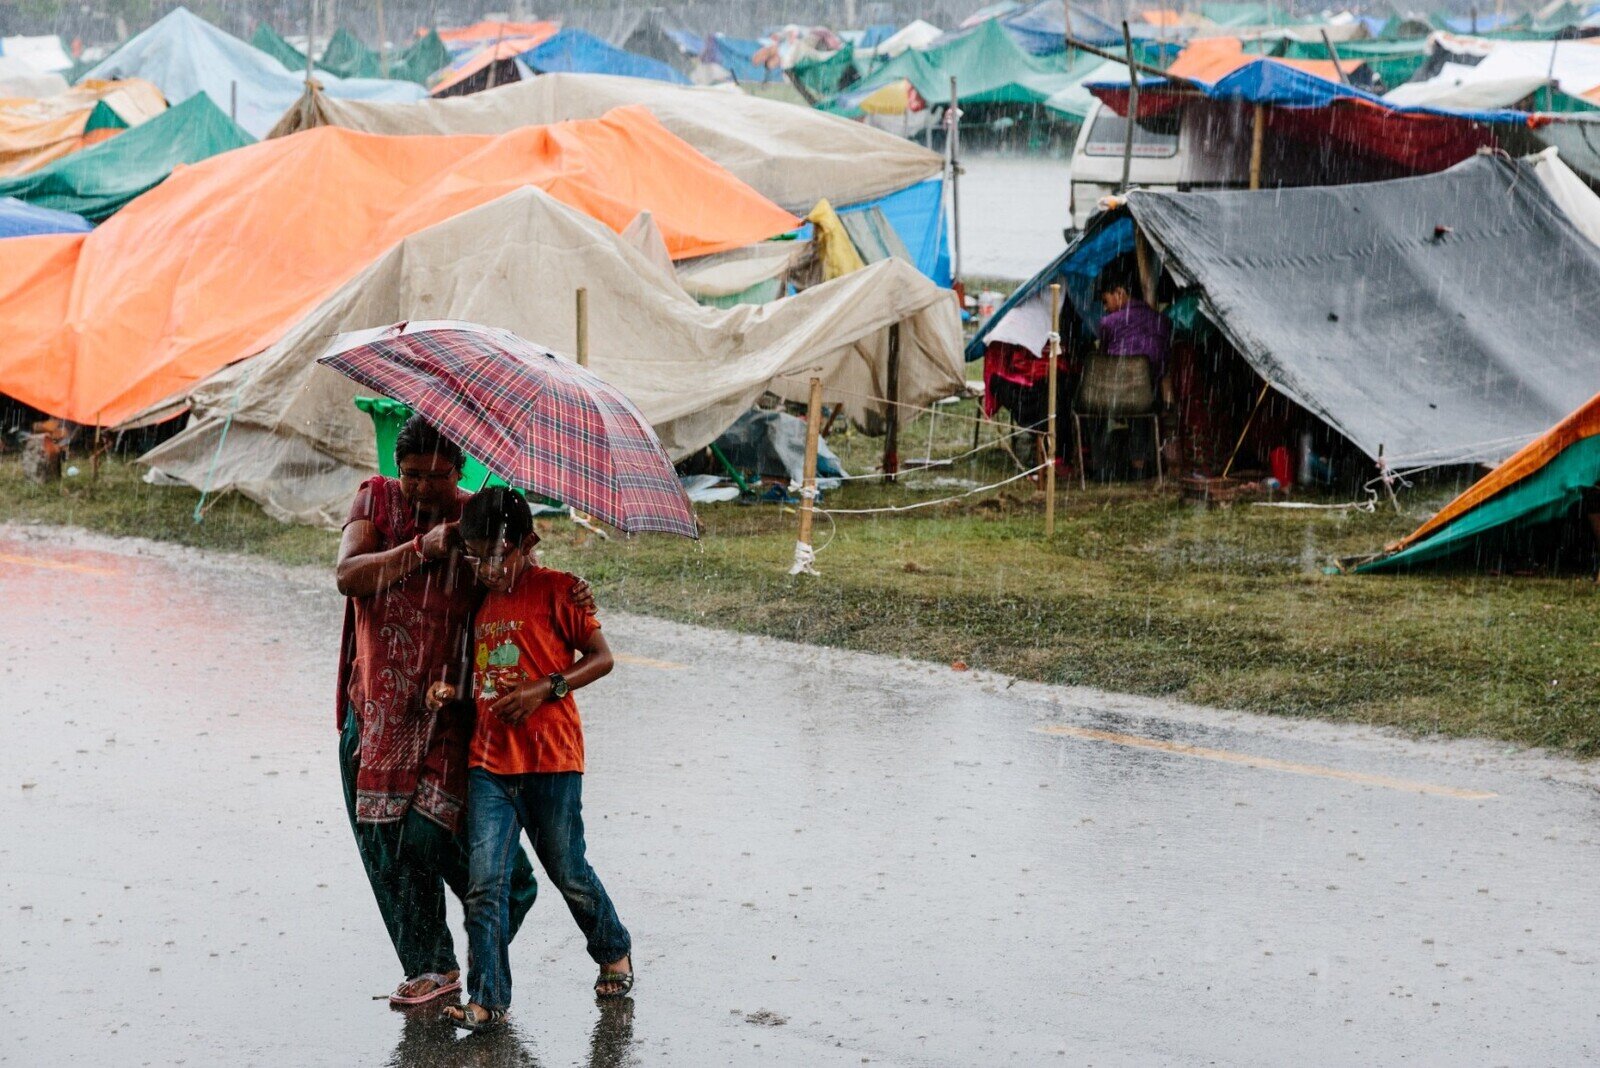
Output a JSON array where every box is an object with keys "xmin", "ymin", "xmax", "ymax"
[{"xmin": 396, "ymin": 452, "xmax": 461, "ymax": 512}]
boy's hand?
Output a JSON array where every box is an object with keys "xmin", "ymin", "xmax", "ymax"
[
  {"xmin": 425, "ymin": 681, "xmax": 457, "ymax": 712},
  {"xmin": 491, "ymin": 677, "xmax": 554, "ymax": 725},
  {"xmin": 418, "ymin": 520, "xmax": 459, "ymax": 562}
]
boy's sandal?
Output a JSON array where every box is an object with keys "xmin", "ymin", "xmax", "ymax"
[
  {"xmin": 594, "ymin": 970, "xmax": 634, "ymax": 999},
  {"xmin": 445, "ymin": 1003, "xmax": 508, "ymax": 1032},
  {"xmin": 388, "ymin": 972, "xmax": 461, "ymax": 1006}
]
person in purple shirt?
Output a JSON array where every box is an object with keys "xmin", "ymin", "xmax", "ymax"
[{"xmin": 1091, "ymin": 269, "xmax": 1174, "ymax": 478}]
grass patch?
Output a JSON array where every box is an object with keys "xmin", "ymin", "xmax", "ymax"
[{"xmin": 4, "ymin": 441, "xmax": 1597, "ymax": 756}]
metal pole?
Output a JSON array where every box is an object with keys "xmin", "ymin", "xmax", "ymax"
[
  {"xmin": 1320, "ymin": 29, "xmax": 1349, "ymax": 84},
  {"xmin": 376, "ymin": 0, "xmax": 388, "ymax": 78},
  {"xmin": 575, "ymin": 287, "xmax": 589, "ymax": 367},
  {"xmin": 796, "ymin": 377, "xmax": 824, "ymax": 558},
  {"xmin": 306, "ymin": 0, "xmax": 318, "ymax": 81},
  {"xmin": 1045, "ymin": 284, "xmax": 1061, "ymax": 538},
  {"xmin": 486, "ymin": 24, "xmax": 506, "ymax": 90},
  {"xmin": 1064, "ymin": 0, "xmax": 1075, "ymax": 61},
  {"xmin": 948, "ymin": 75, "xmax": 962, "ymax": 291},
  {"xmin": 882, "ymin": 323, "xmax": 901, "ymax": 483},
  {"xmin": 230, "ymin": 80, "xmax": 237, "ymax": 124},
  {"xmin": 1120, "ymin": 22, "xmax": 1138, "ymax": 193}
]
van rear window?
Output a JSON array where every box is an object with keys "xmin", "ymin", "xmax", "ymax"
[{"xmin": 1083, "ymin": 110, "xmax": 1180, "ymax": 158}]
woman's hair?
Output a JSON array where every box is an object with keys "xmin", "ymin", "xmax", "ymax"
[
  {"xmin": 461, "ymin": 486, "xmax": 534, "ymax": 547},
  {"xmin": 393, "ymin": 414, "xmax": 465, "ymax": 472}
]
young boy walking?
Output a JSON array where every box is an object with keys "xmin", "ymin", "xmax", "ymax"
[{"xmin": 440, "ymin": 486, "xmax": 634, "ymax": 1031}]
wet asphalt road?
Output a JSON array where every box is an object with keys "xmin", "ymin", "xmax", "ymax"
[{"xmin": 2, "ymin": 530, "xmax": 1599, "ymax": 1067}]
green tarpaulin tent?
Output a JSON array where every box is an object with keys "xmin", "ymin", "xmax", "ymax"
[
  {"xmin": 0, "ymin": 93, "xmax": 253, "ymax": 222},
  {"xmin": 792, "ymin": 44, "xmax": 861, "ymax": 100},
  {"xmin": 823, "ymin": 18, "xmax": 1108, "ymax": 121},
  {"xmin": 1276, "ymin": 38, "xmax": 1430, "ymax": 87},
  {"xmin": 1359, "ymin": 394, "xmax": 1600, "ymax": 573},
  {"xmin": 253, "ymin": 24, "xmax": 448, "ymax": 85}
]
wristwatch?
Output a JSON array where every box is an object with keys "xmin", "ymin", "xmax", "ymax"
[{"xmin": 548, "ymin": 673, "xmax": 570, "ymax": 700}]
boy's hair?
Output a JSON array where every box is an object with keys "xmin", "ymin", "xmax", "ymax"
[
  {"xmin": 461, "ymin": 486, "xmax": 534, "ymax": 547},
  {"xmin": 394, "ymin": 414, "xmax": 466, "ymax": 472}
]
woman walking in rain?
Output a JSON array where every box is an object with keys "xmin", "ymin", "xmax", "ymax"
[{"xmin": 333, "ymin": 414, "xmax": 590, "ymax": 1007}]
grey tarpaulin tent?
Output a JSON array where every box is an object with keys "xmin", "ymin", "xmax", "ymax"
[{"xmin": 976, "ymin": 153, "xmax": 1600, "ymax": 470}]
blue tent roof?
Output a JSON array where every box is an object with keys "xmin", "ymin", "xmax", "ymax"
[
  {"xmin": 839, "ymin": 178, "xmax": 951, "ymax": 287},
  {"xmin": 0, "ymin": 196, "xmax": 93, "ymax": 238},
  {"xmin": 1088, "ymin": 59, "xmax": 1531, "ymax": 125},
  {"xmin": 1003, "ymin": 0, "xmax": 1187, "ymax": 52},
  {"xmin": 521, "ymin": 29, "xmax": 690, "ymax": 83},
  {"xmin": 78, "ymin": 7, "xmax": 424, "ymax": 138},
  {"xmin": 705, "ymin": 35, "xmax": 786, "ymax": 84}
]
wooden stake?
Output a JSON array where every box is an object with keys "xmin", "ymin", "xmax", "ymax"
[
  {"xmin": 1248, "ymin": 103, "xmax": 1265, "ymax": 191},
  {"xmin": 575, "ymin": 287, "xmax": 589, "ymax": 368},
  {"xmin": 1045, "ymin": 284, "xmax": 1061, "ymax": 538},
  {"xmin": 882, "ymin": 322, "xmax": 901, "ymax": 483},
  {"xmin": 797, "ymin": 377, "xmax": 824, "ymax": 550}
]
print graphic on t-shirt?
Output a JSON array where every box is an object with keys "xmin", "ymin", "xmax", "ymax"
[{"xmin": 475, "ymin": 619, "xmax": 527, "ymax": 700}]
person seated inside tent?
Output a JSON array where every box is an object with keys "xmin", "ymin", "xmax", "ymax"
[
  {"xmin": 980, "ymin": 290, "xmax": 1078, "ymax": 469},
  {"xmin": 1082, "ymin": 265, "xmax": 1173, "ymax": 480}
]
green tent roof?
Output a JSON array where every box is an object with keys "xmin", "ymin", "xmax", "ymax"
[
  {"xmin": 792, "ymin": 43, "xmax": 860, "ymax": 100},
  {"xmin": 823, "ymin": 18, "xmax": 1108, "ymax": 121},
  {"xmin": 1276, "ymin": 37, "xmax": 1430, "ymax": 87},
  {"xmin": 252, "ymin": 23, "xmax": 448, "ymax": 85},
  {"xmin": 0, "ymin": 92, "xmax": 253, "ymax": 223}
]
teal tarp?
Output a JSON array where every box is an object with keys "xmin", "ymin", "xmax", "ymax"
[
  {"xmin": 0, "ymin": 93, "xmax": 253, "ymax": 222},
  {"xmin": 253, "ymin": 24, "xmax": 449, "ymax": 85}
]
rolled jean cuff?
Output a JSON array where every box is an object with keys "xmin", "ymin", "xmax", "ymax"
[{"xmin": 590, "ymin": 938, "xmax": 632, "ymax": 966}]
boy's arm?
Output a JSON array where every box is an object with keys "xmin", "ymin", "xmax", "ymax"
[{"xmin": 490, "ymin": 630, "xmax": 614, "ymax": 725}]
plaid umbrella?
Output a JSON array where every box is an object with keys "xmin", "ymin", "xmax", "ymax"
[{"xmin": 317, "ymin": 320, "xmax": 697, "ymax": 539}]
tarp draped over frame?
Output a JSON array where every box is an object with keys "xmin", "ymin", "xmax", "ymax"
[
  {"xmin": 79, "ymin": 7, "xmax": 425, "ymax": 138},
  {"xmin": 0, "ymin": 55, "xmax": 68, "ymax": 97},
  {"xmin": 0, "ymin": 195, "xmax": 90, "ymax": 237},
  {"xmin": 0, "ymin": 107, "xmax": 800, "ymax": 425},
  {"xmin": 976, "ymin": 154, "xmax": 1600, "ymax": 471},
  {"xmin": 253, "ymin": 24, "xmax": 451, "ymax": 85},
  {"xmin": 1131, "ymin": 154, "xmax": 1600, "ymax": 468},
  {"xmin": 1359, "ymin": 394, "xmax": 1600, "ymax": 571},
  {"xmin": 0, "ymin": 93, "xmax": 253, "ymax": 221},
  {"xmin": 0, "ymin": 79, "xmax": 166, "ymax": 176},
  {"xmin": 268, "ymin": 73, "xmax": 943, "ymax": 214},
  {"xmin": 521, "ymin": 30, "xmax": 689, "ymax": 83},
  {"xmin": 139, "ymin": 186, "xmax": 963, "ymax": 526}
]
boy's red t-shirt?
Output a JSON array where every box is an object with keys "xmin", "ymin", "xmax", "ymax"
[{"xmin": 470, "ymin": 565, "xmax": 600, "ymax": 775}]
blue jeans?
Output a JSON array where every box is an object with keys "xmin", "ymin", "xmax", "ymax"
[{"xmin": 465, "ymin": 768, "xmax": 632, "ymax": 1010}]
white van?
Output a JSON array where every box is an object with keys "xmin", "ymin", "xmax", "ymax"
[{"xmin": 1067, "ymin": 99, "xmax": 1251, "ymax": 233}]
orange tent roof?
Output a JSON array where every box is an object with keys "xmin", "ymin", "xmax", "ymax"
[
  {"xmin": 1141, "ymin": 9, "xmax": 1185, "ymax": 26},
  {"xmin": 0, "ymin": 78, "xmax": 165, "ymax": 176},
  {"xmin": 1385, "ymin": 392, "xmax": 1600, "ymax": 553},
  {"xmin": 429, "ymin": 33, "xmax": 556, "ymax": 95},
  {"xmin": 1167, "ymin": 36, "xmax": 1349, "ymax": 84},
  {"xmin": 438, "ymin": 20, "xmax": 559, "ymax": 45},
  {"xmin": 0, "ymin": 106, "xmax": 799, "ymax": 425}
]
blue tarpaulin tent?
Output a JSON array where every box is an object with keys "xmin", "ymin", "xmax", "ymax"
[
  {"xmin": 0, "ymin": 196, "xmax": 92, "ymax": 237},
  {"xmin": 521, "ymin": 29, "xmax": 690, "ymax": 84},
  {"xmin": 78, "ymin": 6, "xmax": 425, "ymax": 138},
  {"xmin": 838, "ymin": 178, "xmax": 951, "ymax": 287},
  {"xmin": 704, "ymin": 35, "xmax": 786, "ymax": 84}
]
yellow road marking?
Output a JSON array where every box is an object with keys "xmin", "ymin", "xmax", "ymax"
[
  {"xmin": 1036, "ymin": 724, "xmax": 1497, "ymax": 800},
  {"xmin": 615, "ymin": 653, "xmax": 686, "ymax": 671},
  {"xmin": 0, "ymin": 552, "xmax": 117, "ymax": 577}
]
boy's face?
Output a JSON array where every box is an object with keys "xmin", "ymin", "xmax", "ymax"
[{"xmin": 463, "ymin": 532, "xmax": 539, "ymax": 593}]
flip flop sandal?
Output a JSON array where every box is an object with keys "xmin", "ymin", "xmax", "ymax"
[
  {"xmin": 594, "ymin": 969, "xmax": 634, "ymax": 999},
  {"xmin": 388, "ymin": 972, "xmax": 462, "ymax": 1006},
  {"xmin": 447, "ymin": 1004, "xmax": 508, "ymax": 1032}
]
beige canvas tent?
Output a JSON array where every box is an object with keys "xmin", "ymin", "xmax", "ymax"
[
  {"xmin": 141, "ymin": 185, "xmax": 963, "ymax": 526},
  {"xmin": 268, "ymin": 73, "xmax": 943, "ymax": 214}
]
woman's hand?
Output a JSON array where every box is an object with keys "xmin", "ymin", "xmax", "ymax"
[
  {"xmin": 425, "ymin": 681, "xmax": 458, "ymax": 712},
  {"xmin": 570, "ymin": 577, "xmax": 596, "ymax": 612},
  {"xmin": 490, "ymin": 677, "xmax": 554, "ymax": 725},
  {"xmin": 419, "ymin": 520, "xmax": 459, "ymax": 562}
]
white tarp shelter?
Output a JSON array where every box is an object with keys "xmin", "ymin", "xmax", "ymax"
[
  {"xmin": 1, "ymin": 34, "xmax": 72, "ymax": 72},
  {"xmin": 268, "ymin": 72, "xmax": 943, "ymax": 213},
  {"xmin": 141, "ymin": 185, "xmax": 964, "ymax": 526}
]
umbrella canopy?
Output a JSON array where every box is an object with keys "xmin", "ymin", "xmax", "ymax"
[{"xmin": 317, "ymin": 321, "xmax": 698, "ymax": 539}]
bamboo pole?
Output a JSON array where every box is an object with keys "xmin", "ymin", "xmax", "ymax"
[
  {"xmin": 1319, "ymin": 29, "xmax": 1348, "ymax": 84},
  {"xmin": 948, "ymin": 76, "xmax": 962, "ymax": 291},
  {"xmin": 1222, "ymin": 381, "xmax": 1270, "ymax": 478},
  {"xmin": 1120, "ymin": 23, "xmax": 1138, "ymax": 193},
  {"xmin": 1045, "ymin": 284, "xmax": 1061, "ymax": 538},
  {"xmin": 1248, "ymin": 103, "xmax": 1265, "ymax": 191},
  {"xmin": 882, "ymin": 322, "xmax": 901, "ymax": 483},
  {"xmin": 575, "ymin": 287, "xmax": 589, "ymax": 368},
  {"xmin": 794, "ymin": 377, "xmax": 824, "ymax": 567},
  {"xmin": 306, "ymin": 0, "xmax": 318, "ymax": 81},
  {"xmin": 376, "ymin": 0, "xmax": 388, "ymax": 78}
]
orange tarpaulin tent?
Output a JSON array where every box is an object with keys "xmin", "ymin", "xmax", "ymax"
[
  {"xmin": 429, "ymin": 33, "xmax": 556, "ymax": 95},
  {"xmin": 0, "ymin": 105, "xmax": 799, "ymax": 426},
  {"xmin": 1167, "ymin": 37, "xmax": 1349, "ymax": 84},
  {"xmin": 0, "ymin": 78, "xmax": 165, "ymax": 175},
  {"xmin": 438, "ymin": 20, "xmax": 559, "ymax": 46}
]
